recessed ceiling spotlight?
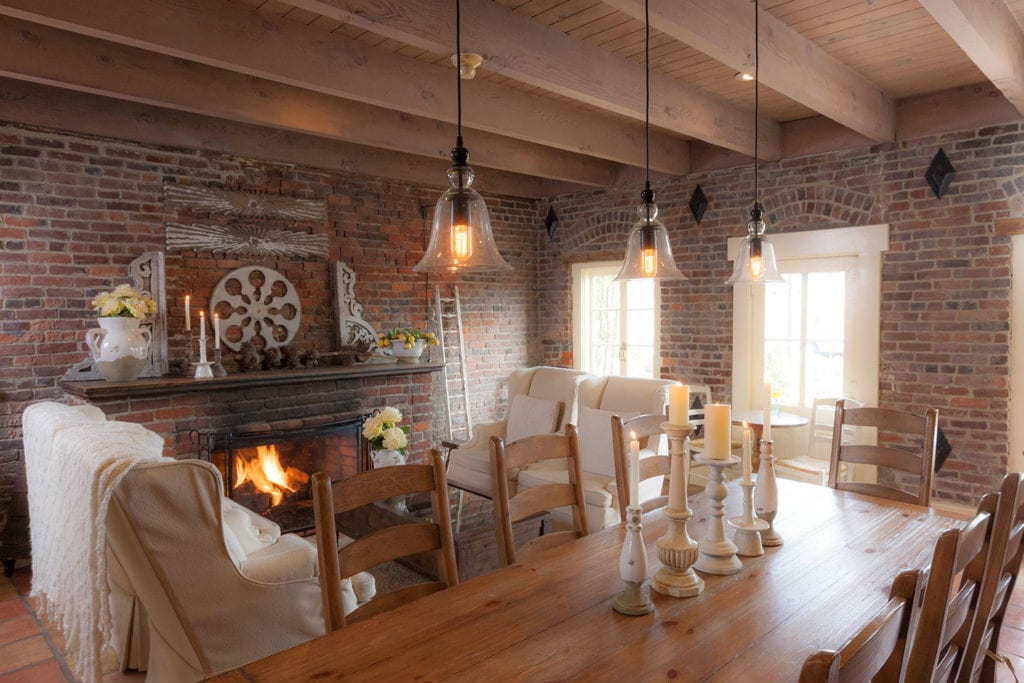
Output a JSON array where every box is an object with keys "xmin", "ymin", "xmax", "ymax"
[{"xmin": 735, "ymin": 71, "xmax": 754, "ymax": 81}]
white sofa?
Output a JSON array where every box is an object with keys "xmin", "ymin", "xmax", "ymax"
[{"xmin": 446, "ymin": 367, "xmax": 674, "ymax": 531}]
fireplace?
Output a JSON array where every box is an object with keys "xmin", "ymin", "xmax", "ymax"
[{"xmin": 195, "ymin": 417, "xmax": 365, "ymax": 533}]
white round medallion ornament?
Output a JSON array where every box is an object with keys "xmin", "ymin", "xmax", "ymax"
[{"xmin": 210, "ymin": 266, "xmax": 301, "ymax": 352}]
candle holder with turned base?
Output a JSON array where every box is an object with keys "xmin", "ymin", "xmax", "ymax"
[
  {"xmin": 211, "ymin": 348, "xmax": 227, "ymax": 377},
  {"xmin": 693, "ymin": 454, "xmax": 742, "ymax": 575},
  {"xmin": 613, "ymin": 505, "xmax": 654, "ymax": 616},
  {"xmin": 728, "ymin": 480, "xmax": 769, "ymax": 556},
  {"xmin": 650, "ymin": 423, "xmax": 703, "ymax": 598},
  {"xmin": 194, "ymin": 336, "xmax": 213, "ymax": 379},
  {"xmin": 755, "ymin": 439, "xmax": 783, "ymax": 547}
]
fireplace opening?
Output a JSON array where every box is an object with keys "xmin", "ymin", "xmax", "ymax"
[{"xmin": 195, "ymin": 417, "xmax": 364, "ymax": 533}]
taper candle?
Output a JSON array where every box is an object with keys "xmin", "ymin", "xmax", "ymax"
[
  {"xmin": 742, "ymin": 424, "xmax": 752, "ymax": 483},
  {"xmin": 669, "ymin": 383, "xmax": 689, "ymax": 426},
  {"xmin": 763, "ymin": 381, "xmax": 773, "ymax": 441},
  {"xmin": 629, "ymin": 431, "xmax": 640, "ymax": 508},
  {"xmin": 184, "ymin": 294, "xmax": 191, "ymax": 331},
  {"xmin": 199, "ymin": 310, "xmax": 206, "ymax": 341},
  {"xmin": 213, "ymin": 313, "xmax": 220, "ymax": 350},
  {"xmin": 704, "ymin": 404, "xmax": 732, "ymax": 460}
]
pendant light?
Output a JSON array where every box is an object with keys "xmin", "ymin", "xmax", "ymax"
[
  {"xmin": 614, "ymin": 0, "xmax": 686, "ymax": 282},
  {"xmin": 414, "ymin": 0, "xmax": 511, "ymax": 273},
  {"xmin": 727, "ymin": 0, "xmax": 783, "ymax": 285}
]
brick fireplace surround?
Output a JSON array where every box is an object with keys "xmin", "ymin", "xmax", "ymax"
[{"xmin": 2, "ymin": 118, "xmax": 1023, "ymax": 564}]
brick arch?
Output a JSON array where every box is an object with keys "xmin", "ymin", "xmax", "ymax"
[
  {"xmin": 762, "ymin": 185, "xmax": 877, "ymax": 230},
  {"xmin": 568, "ymin": 207, "xmax": 635, "ymax": 250}
]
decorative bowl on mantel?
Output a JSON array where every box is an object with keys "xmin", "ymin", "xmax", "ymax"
[{"xmin": 390, "ymin": 339, "xmax": 425, "ymax": 363}]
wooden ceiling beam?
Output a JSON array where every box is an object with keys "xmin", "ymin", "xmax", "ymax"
[
  {"xmin": 918, "ymin": 0, "xmax": 1024, "ymax": 116},
  {"xmin": 0, "ymin": 18, "xmax": 620, "ymax": 187},
  {"xmin": 0, "ymin": 0, "xmax": 690, "ymax": 176},
  {"xmin": 277, "ymin": 0, "xmax": 781, "ymax": 160},
  {"xmin": 601, "ymin": 0, "xmax": 896, "ymax": 143},
  {"xmin": 0, "ymin": 78, "xmax": 544, "ymax": 197}
]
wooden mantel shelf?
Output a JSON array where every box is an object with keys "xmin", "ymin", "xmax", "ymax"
[{"xmin": 60, "ymin": 361, "xmax": 444, "ymax": 400}]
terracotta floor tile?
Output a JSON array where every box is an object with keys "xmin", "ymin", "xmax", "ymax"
[
  {"xmin": 997, "ymin": 625, "xmax": 1024, "ymax": 658},
  {"xmin": 0, "ymin": 600, "xmax": 27, "ymax": 622},
  {"xmin": 0, "ymin": 659, "xmax": 71, "ymax": 683},
  {"xmin": 0, "ymin": 615, "xmax": 40, "ymax": 646},
  {"xmin": 0, "ymin": 636, "xmax": 55, "ymax": 674},
  {"xmin": 995, "ymin": 652, "xmax": 1024, "ymax": 683}
]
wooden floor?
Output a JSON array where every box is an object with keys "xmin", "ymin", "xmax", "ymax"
[{"xmin": 2, "ymin": 564, "xmax": 1024, "ymax": 681}]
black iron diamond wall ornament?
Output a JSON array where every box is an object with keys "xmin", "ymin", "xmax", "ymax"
[
  {"xmin": 689, "ymin": 184, "xmax": 708, "ymax": 224},
  {"xmin": 544, "ymin": 205, "xmax": 559, "ymax": 239},
  {"xmin": 925, "ymin": 148, "xmax": 956, "ymax": 199}
]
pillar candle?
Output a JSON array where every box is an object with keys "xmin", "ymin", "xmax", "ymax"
[
  {"xmin": 213, "ymin": 313, "xmax": 220, "ymax": 350},
  {"xmin": 184, "ymin": 294, "xmax": 191, "ymax": 332},
  {"xmin": 742, "ymin": 424, "xmax": 752, "ymax": 483},
  {"xmin": 763, "ymin": 381, "xmax": 772, "ymax": 442},
  {"xmin": 668, "ymin": 383, "xmax": 689, "ymax": 426},
  {"xmin": 199, "ymin": 310, "xmax": 206, "ymax": 341},
  {"xmin": 629, "ymin": 431, "xmax": 640, "ymax": 508},
  {"xmin": 705, "ymin": 403, "xmax": 732, "ymax": 460}
]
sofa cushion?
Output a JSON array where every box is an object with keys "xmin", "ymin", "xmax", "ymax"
[
  {"xmin": 239, "ymin": 532, "xmax": 318, "ymax": 583},
  {"xmin": 598, "ymin": 376, "xmax": 672, "ymax": 415},
  {"xmin": 517, "ymin": 465, "xmax": 614, "ymax": 509},
  {"xmin": 506, "ymin": 394, "xmax": 561, "ymax": 443},
  {"xmin": 222, "ymin": 498, "xmax": 280, "ymax": 557},
  {"xmin": 524, "ymin": 367, "xmax": 588, "ymax": 430},
  {"xmin": 577, "ymin": 406, "xmax": 640, "ymax": 479}
]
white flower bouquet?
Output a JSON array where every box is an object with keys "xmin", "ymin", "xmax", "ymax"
[
  {"xmin": 362, "ymin": 406, "xmax": 410, "ymax": 455},
  {"xmin": 90, "ymin": 284, "xmax": 157, "ymax": 319}
]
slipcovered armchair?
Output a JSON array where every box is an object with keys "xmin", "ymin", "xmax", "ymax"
[
  {"xmin": 106, "ymin": 459, "xmax": 325, "ymax": 681},
  {"xmin": 445, "ymin": 366, "xmax": 594, "ymax": 498}
]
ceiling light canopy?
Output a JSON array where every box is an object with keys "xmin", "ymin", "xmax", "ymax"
[
  {"xmin": 414, "ymin": 1, "xmax": 510, "ymax": 274},
  {"xmin": 727, "ymin": 0, "xmax": 783, "ymax": 286},
  {"xmin": 615, "ymin": 0, "xmax": 686, "ymax": 283}
]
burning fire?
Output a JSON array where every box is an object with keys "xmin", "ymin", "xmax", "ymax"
[{"xmin": 234, "ymin": 444, "xmax": 310, "ymax": 506}]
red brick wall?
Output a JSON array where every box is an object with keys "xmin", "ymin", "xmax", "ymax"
[
  {"xmin": 538, "ymin": 125, "xmax": 1024, "ymax": 505},
  {"xmin": 0, "ymin": 123, "xmax": 537, "ymax": 559}
]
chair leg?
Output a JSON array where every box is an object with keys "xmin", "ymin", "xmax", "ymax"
[{"xmin": 455, "ymin": 489, "xmax": 465, "ymax": 534}]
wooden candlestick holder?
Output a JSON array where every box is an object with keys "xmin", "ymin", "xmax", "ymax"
[
  {"xmin": 728, "ymin": 480, "xmax": 768, "ymax": 556},
  {"xmin": 651, "ymin": 422, "xmax": 703, "ymax": 598},
  {"xmin": 693, "ymin": 454, "xmax": 742, "ymax": 575},
  {"xmin": 613, "ymin": 505, "xmax": 654, "ymax": 615},
  {"xmin": 755, "ymin": 439, "xmax": 783, "ymax": 547}
]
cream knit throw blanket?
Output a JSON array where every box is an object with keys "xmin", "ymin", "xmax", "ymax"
[{"xmin": 23, "ymin": 402, "xmax": 164, "ymax": 683}]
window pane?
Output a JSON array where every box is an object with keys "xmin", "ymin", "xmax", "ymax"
[
  {"xmin": 806, "ymin": 272, "xmax": 844, "ymax": 341},
  {"xmin": 626, "ymin": 345, "xmax": 655, "ymax": 378},
  {"xmin": 591, "ymin": 344, "xmax": 619, "ymax": 377},
  {"xmin": 626, "ymin": 310, "xmax": 654, "ymax": 345},
  {"xmin": 764, "ymin": 274, "xmax": 801, "ymax": 339},
  {"xmin": 765, "ymin": 340, "xmax": 800, "ymax": 406},
  {"xmin": 626, "ymin": 279, "xmax": 654, "ymax": 309}
]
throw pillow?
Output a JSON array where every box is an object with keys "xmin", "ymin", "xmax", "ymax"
[
  {"xmin": 577, "ymin": 406, "xmax": 640, "ymax": 479},
  {"xmin": 505, "ymin": 393, "xmax": 561, "ymax": 443}
]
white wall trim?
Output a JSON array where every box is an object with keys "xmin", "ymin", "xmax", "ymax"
[{"xmin": 1010, "ymin": 235, "xmax": 1024, "ymax": 474}]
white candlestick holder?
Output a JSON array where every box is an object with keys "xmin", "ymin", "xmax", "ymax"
[
  {"xmin": 728, "ymin": 480, "xmax": 769, "ymax": 556},
  {"xmin": 613, "ymin": 505, "xmax": 654, "ymax": 616},
  {"xmin": 755, "ymin": 440, "xmax": 783, "ymax": 547},
  {"xmin": 194, "ymin": 336, "xmax": 213, "ymax": 379},
  {"xmin": 693, "ymin": 454, "xmax": 742, "ymax": 575},
  {"xmin": 651, "ymin": 423, "xmax": 704, "ymax": 598}
]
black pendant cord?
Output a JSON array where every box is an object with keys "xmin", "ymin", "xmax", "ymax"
[
  {"xmin": 454, "ymin": 0, "xmax": 465, "ymax": 190},
  {"xmin": 753, "ymin": 0, "xmax": 759, "ymax": 212},
  {"xmin": 642, "ymin": 0, "xmax": 653, "ymax": 220}
]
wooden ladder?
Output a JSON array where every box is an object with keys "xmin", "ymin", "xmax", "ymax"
[{"xmin": 434, "ymin": 285, "xmax": 473, "ymax": 447}]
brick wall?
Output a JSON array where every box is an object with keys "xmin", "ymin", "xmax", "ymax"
[
  {"xmin": 2, "ymin": 118, "xmax": 1023, "ymax": 558},
  {"xmin": 0, "ymin": 123, "xmax": 537, "ymax": 559},
  {"xmin": 538, "ymin": 125, "xmax": 1024, "ymax": 505}
]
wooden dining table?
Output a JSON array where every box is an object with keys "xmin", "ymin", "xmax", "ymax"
[{"xmin": 211, "ymin": 479, "xmax": 960, "ymax": 682}]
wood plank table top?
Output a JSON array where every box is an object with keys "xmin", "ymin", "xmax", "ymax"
[{"xmin": 211, "ymin": 479, "xmax": 960, "ymax": 682}]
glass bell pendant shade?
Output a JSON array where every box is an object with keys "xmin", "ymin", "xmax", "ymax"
[
  {"xmin": 726, "ymin": 204, "xmax": 784, "ymax": 285},
  {"xmin": 614, "ymin": 196, "xmax": 687, "ymax": 282},
  {"xmin": 414, "ymin": 159, "xmax": 511, "ymax": 273}
]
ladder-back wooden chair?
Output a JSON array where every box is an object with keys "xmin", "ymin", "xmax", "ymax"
[
  {"xmin": 490, "ymin": 424, "xmax": 589, "ymax": 567},
  {"xmin": 799, "ymin": 569, "xmax": 922, "ymax": 682},
  {"xmin": 611, "ymin": 412, "xmax": 669, "ymax": 521},
  {"xmin": 902, "ymin": 507, "xmax": 995, "ymax": 681},
  {"xmin": 958, "ymin": 472, "xmax": 1024, "ymax": 682},
  {"xmin": 776, "ymin": 397, "xmax": 863, "ymax": 486},
  {"xmin": 828, "ymin": 400, "xmax": 938, "ymax": 506},
  {"xmin": 312, "ymin": 449, "xmax": 459, "ymax": 632}
]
